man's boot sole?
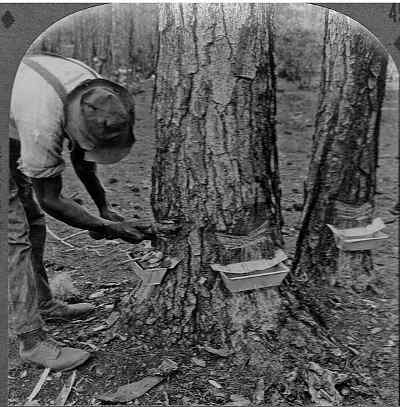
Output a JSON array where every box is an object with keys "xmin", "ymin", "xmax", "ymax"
[{"xmin": 23, "ymin": 352, "xmax": 91, "ymax": 372}]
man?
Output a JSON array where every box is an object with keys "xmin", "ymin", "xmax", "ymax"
[{"xmin": 9, "ymin": 53, "xmax": 173, "ymax": 370}]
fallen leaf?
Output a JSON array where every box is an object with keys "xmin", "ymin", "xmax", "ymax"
[
  {"xmin": 89, "ymin": 290, "xmax": 105, "ymax": 299},
  {"xmin": 116, "ymin": 333, "xmax": 128, "ymax": 341},
  {"xmin": 203, "ymin": 345, "xmax": 234, "ymax": 357},
  {"xmin": 103, "ymin": 329, "xmax": 118, "ymax": 344},
  {"xmin": 97, "ymin": 376, "xmax": 163, "ymax": 402},
  {"xmin": 331, "ymin": 348, "xmax": 343, "ymax": 357},
  {"xmin": 24, "ymin": 401, "xmax": 41, "ymax": 406},
  {"xmin": 79, "ymin": 341, "xmax": 99, "ymax": 351},
  {"xmin": 253, "ymin": 378, "xmax": 264, "ymax": 404},
  {"xmin": 305, "ymin": 362, "xmax": 343, "ymax": 407},
  {"xmin": 99, "ymin": 280, "xmax": 128, "ymax": 288},
  {"xmin": 209, "ymin": 379, "xmax": 223, "ymax": 389},
  {"xmin": 225, "ymin": 394, "xmax": 251, "ymax": 406},
  {"xmin": 106, "ymin": 311, "xmax": 120, "ymax": 327},
  {"xmin": 92, "ymin": 325, "xmax": 108, "ymax": 332},
  {"xmin": 71, "ymin": 316, "xmax": 97, "ymax": 325},
  {"xmin": 214, "ymin": 391, "xmax": 226, "ymax": 399},
  {"xmin": 149, "ymin": 358, "xmax": 179, "ymax": 376},
  {"xmin": 191, "ymin": 357, "xmax": 206, "ymax": 368},
  {"xmin": 95, "ymin": 366, "xmax": 104, "ymax": 376},
  {"xmin": 368, "ymin": 283, "xmax": 383, "ymax": 295},
  {"xmin": 54, "ymin": 370, "xmax": 77, "ymax": 406},
  {"xmin": 20, "ymin": 370, "xmax": 27, "ymax": 378},
  {"xmin": 50, "ymin": 272, "xmax": 81, "ymax": 302},
  {"xmin": 347, "ymin": 346, "xmax": 359, "ymax": 355}
]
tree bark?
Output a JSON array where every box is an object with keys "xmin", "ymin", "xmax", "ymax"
[
  {"xmin": 292, "ymin": 11, "xmax": 388, "ymax": 295},
  {"xmin": 123, "ymin": 4, "xmax": 283, "ymax": 355}
]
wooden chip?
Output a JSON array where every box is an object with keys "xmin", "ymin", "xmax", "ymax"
[
  {"xmin": 191, "ymin": 357, "xmax": 206, "ymax": 367},
  {"xmin": 97, "ymin": 376, "xmax": 163, "ymax": 403},
  {"xmin": 209, "ymin": 379, "xmax": 223, "ymax": 389},
  {"xmin": 106, "ymin": 311, "xmax": 120, "ymax": 327},
  {"xmin": 253, "ymin": 378, "xmax": 265, "ymax": 405},
  {"xmin": 26, "ymin": 367, "xmax": 51, "ymax": 403},
  {"xmin": 92, "ymin": 325, "xmax": 108, "ymax": 332},
  {"xmin": 54, "ymin": 370, "xmax": 77, "ymax": 406},
  {"xmin": 24, "ymin": 400, "xmax": 41, "ymax": 406},
  {"xmin": 203, "ymin": 345, "xmax": 234, "ymax": 357}
]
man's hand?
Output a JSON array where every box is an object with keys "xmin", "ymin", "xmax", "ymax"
[
  {"xmin": 100, "ymin": 207, "xmax": 125, "ymax": 222},
  {"xmin": 103, "ymin": 221, "xmax": 147, "ymax": 244},
  {"xmin": 126, "ymin": 220, "xmax": 181, "ymax": 239},
  {"xmin": 89, "ymin": 208, "xmax": 125, "ymax": 240},
  {"xmin": 98, "ymin": 220, "xmax": 182, "ymax": 244}
]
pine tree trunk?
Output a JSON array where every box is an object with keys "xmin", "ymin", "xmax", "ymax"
[
  {"xmin": 93, "ymin": 5, "xmax": 112, "ymax": 76},
  {"xmin": 292, "ymin": 12, "xmax": 387, "ymax": 295},
  {"xmin": 111, "ymin": 4, "xmax": 131, "ymax": 73},
  {"xmin": 123, "ymin": 4, "xmax": 283, "ymax": 356}
]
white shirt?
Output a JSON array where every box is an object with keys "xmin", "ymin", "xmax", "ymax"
[{"xmin": 10, "ymin": 54, "xmax": 98, "ymax": 178}]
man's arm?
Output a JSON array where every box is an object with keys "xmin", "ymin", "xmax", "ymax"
[
  {"xmin": 32, "ymin": 175, "xmax": 147, "ymax": 243},
  {"xmin": 70, "ymin": 148, "xmax": 121, "ymax": 220},
  {"xmin": 32, "ymin": 175, "xmax": 110, "ymax": 233}
]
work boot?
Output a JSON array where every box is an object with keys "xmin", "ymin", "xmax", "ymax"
[
  {"xmin": 40, "ymin": 299, "xmax": 94, "ymax": 320},
  {"xmin": 19, "ymin": 329, "xmax": 90, "ymax": 371}
]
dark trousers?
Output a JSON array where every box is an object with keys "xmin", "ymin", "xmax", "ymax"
[{"xmin": 9, "ymin": 138, "xmax": 53, "ymax": 308}]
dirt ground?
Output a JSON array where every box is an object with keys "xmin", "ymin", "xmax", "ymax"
[{"xmin": 8, "ymin": 77, "xmax": 398, "ymax": 406}]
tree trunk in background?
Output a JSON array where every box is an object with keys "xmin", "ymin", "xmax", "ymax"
[
  {"xmin": 111, "ymin": 4, "xmax": 132, "ymax": 76},
  {"xmin": 93, "ymin": 5, "xmax": 112, "ymax": 76},
  {"xmin": 123, "ymin": 3, "xmax": 283, "ymax": 356},
  {"xmin": 292, "ymin": 11, "xmax": 387, "ymax": 298},
  {"xmin": 27, "ymin": 4, "xmax": 159, "ymax": 80}
]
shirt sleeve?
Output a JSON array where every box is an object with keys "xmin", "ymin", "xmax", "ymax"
[{"xmin": 12, "ymin": 71, "xmax": 66, "ymax": 179}]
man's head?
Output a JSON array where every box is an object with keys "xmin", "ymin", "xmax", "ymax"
[{"xmin": 64, "ymin": 78, "xmax": 135, "ymax": 164}]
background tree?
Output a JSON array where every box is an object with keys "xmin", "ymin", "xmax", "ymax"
[
  {"xmin": 122, "ymin": 3, "xmax": 283, "ymax": 358},
  {"xmin": 28, "ymin": 4, "xmax": 158, "ymax": 81},
  {"xmin": 292, "ymin": 11, "xmax": 388, "ymax": 311},
  {"xmin": 111, "ymin": 4, "xmax": 131, "ymax": 75},
  {"xmin": 274, "ymin": 4, "xmax": 324, "ymax": 89}
]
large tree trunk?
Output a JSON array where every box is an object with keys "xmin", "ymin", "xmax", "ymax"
[
  {"xmin": 292, "ymin": 11, "xmax": 388, "ymax": 298},
  {"xmin": 123, "ymin": 3, "xmax": 283, "ymax": 355}
]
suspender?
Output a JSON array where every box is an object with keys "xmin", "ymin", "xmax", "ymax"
[
  {"xmin": 10, "ymin": 54, "xmax": 99, "ymax": 136},
  {"xmin": 38, "ymin": 52, "xmax": 100, "ymax": 78},
  {"xmin": 23, "ymin": 57, "xmax": 68, "ymax": 103}
]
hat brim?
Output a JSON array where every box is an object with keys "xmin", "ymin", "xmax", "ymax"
[
  {"xmin": 84, "ymin": 128, "xmax": 134, "ymax": 164},
  {"xmin": 64, "ymin": 78, "xmax": 135, "ymax": 164}
]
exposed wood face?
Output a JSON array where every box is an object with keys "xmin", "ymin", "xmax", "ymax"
[
  {"xmin": 293, "ymin": 11, "xmax": 388, "ymax": 286},
  {"xmin": 124, "ymin": 4, "xmax": 283, "ymax": 351}
]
